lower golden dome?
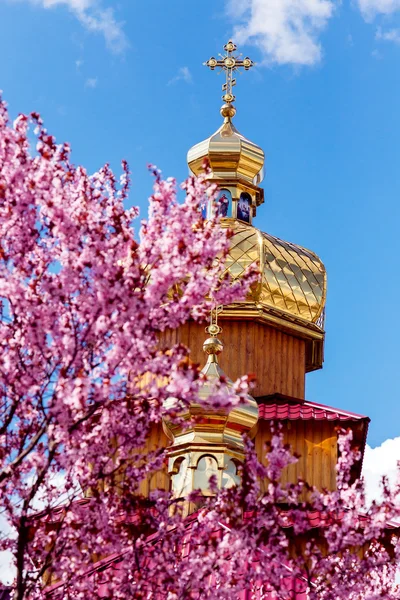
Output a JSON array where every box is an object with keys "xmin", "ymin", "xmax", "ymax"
[{"xmin": 221, "ymin": 220, "xmax": 326, "ymax": 328}]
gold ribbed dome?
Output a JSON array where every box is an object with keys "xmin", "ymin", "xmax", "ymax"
[
  {"xmin": 221, "ymin": 220, "xmax": 326, "ymax": 327},
  {"xmin": 187, "ymin": 105, "xmax": 265, "ymax": 186}
]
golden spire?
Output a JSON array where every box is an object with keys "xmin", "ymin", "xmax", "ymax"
[{"xmin": 204, "ymin": 40, "xmax": 255, "ymax": 108}]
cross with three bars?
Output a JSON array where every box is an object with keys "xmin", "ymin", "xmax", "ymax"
[{"xmin": 204, "ymin": 40, "xmax": 255, "ymax": 105}]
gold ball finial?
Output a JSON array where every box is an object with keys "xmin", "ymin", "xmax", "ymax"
[
  {"xmin": 220, "ymin": 103, "xmax": 236, "ymax": 120},
  {"xmin": 203, "ymin": 336, "xmax": 224, "ymax": 356},
  {"xmin": 224, "ymin": 40, "xmax": 237, "ymax": 53}
]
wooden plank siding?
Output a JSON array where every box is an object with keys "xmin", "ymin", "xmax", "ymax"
[
  {"xmin": 255, "ymin": 420, "xmax": 338, "ymax": 492},
  {"xmin": 159, "ymin": 320, "xmax": 306, "ymax": 399},
  {"xmin": 138, "ymin": 423, "xmax": 171, "ymax": 496},
  {"xmin": 107, "ymin": 424, "xmax": 171, "ymax": 498}
]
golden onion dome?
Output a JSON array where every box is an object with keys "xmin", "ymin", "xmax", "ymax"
[
  {"xmin": 221, "ymin": 219, "xmax": 326, "ymax": 327},
  {"xmin": 187, "ymin": 104, "xmax": 265, "ymax": 186}
]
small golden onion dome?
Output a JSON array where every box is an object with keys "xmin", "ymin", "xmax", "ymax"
[
  {"xmin": 163, "ymin": 332, "xmax": 259, "ymax": 449},
  {"xmin": 222, "ymin": 219, "xmax": 326, "ymax": 327},
  {"xmin": 187, "ymin": 105, "xmax": 265, "ymax": 186}
]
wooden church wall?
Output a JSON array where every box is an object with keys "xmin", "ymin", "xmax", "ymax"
[
  {"xmin": 159, "ymin": 320, "xmax": 306, "ymax": 399},
  {"xmin": 134, "ymin": 419, "xmax": 338, "ymax": 499},
  {"xmin": 254, "ymin": 420, "xmax": 338, "ymax": 492},
  {"xmin": 137, "ymin": 423, "xmax": 171, "ymax": 496},
  {"xmin": 102, "ymin": 424, "xmax": 170, "ymax": 498}
]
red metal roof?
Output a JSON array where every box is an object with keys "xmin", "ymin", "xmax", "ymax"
[{"xmin": 257, "ymin": 393, "xmax": 369, "ymax": 423}]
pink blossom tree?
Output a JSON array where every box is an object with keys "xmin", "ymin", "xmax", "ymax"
[{"xmin": 0, "ymin": 97, "xmax": 399, "ymax": 599}]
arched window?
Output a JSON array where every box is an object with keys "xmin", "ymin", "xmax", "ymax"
[
  {"xmin": 193, "ymin": 455, "xmax": 218, "ymax": 492},
  {"xmin": 171, "ymin": 457, "xmax": 191, "ymax": 498},
  {"xmin": 200, "ymin": 195, "xmax": 208, "ymax": 219},
  {"xmin": 216, "ymin": 189, "xmax": 232, "ymax": 217},
  {"xmin": 222, "ymin": 458, "xmax": 241, "ymax": 489},
  {"xmin": 237, "ymin": 192, "xmax": 252, "ymax": 223}
]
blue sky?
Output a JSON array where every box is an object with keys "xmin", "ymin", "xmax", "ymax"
[{"xmin": 0, "ymin": 0, "xmax": 400, "ymax": 452}]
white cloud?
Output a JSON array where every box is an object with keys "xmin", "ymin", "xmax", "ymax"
[
  {"xmin": 226, "ymin": 0, "xmax": 336, "ymax": 66},
  {"xmin": 85, "ymin": 76, "xmax": 98, "ymax": 88},
  {"xmin": 376, "ymin": 25, "xmax": 400, "ymax": 43},
  {"xmin": 77, "ymin": 6, "xmax": 128, "ymax": 54},
  {"xmin": 8, "ymin": 0, "xmax": 128, "ymax": 54},
  {"xmin": 358, "ymin": 0, "xmax": 400, "ymax": 20},
  {"xmin": 168, "ymin": 66, "xmax": 193, "ymax": 86},
  {"xmin": 41, "ymin": 0, "xmax": 92, "ymax": 8},
  {"xmin": 357, "ymin": 0, "xmax": 400, "ymax": 48},
  {"xmin": 362, "ymin": 436, "xmax": 400, "ymax": 505}
]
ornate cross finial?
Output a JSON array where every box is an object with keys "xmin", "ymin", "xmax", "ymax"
[
  {"xmin": 204, "ymin": 40, "xmax": 254, "ymax": 105},
  {"xmin": 205, "ymin": 305, "xmax": 223, "ymax": 338}
]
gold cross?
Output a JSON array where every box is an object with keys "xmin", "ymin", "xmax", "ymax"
[{"xmin": 204, "ymin": 40, "xmax": 254, "ymax": 104}]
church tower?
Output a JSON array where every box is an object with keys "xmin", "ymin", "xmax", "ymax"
[
  {"xmin": 163, "ymin": 40, "xmax": 326, "ymax": 400},
  {"xmin": 158, "ymin": 40, "xmax": 369, "ymax": 500}
]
